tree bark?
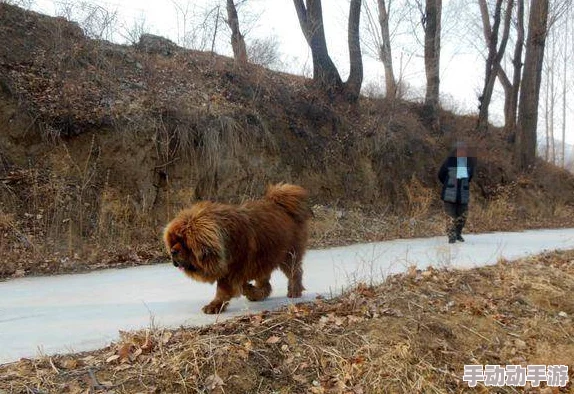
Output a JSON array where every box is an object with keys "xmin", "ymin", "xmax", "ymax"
[
  {"xmin": 423, "ymin": 0, "xmax": 442, "ymax": 130},
  {"xmin": 344, "ymin": 0, "xmax": 363, "ymax": 102},
  {"xmin": 377, "ymin": 0, "xmax": 396, "ymax": 98},
  {"xmin": 548, "ymin": 30, "xmax": 556, "ymax": 164},
  {"xmin": 514, "ymin": 0, "xmax": 549, "ymax": 171},
  {"xmin": 476, "ymin": 0, "xmax": 513, "ymax": 134},
  {"xmin": 293, "ymin": 0, "xmax": 343, "ymax": 93},
  {"xmin": 544, "ymin": 63, "xmax": 550, "ymax": 161},
  {"xmin": 561, "ymin": 13, "xmax": 568, "ymax": 168},
  {"xmin": 226, "ymin": 0, "xmax": 248, "ymax": 64},
  {"xmin": 505, "ymin": 0, "xmax": 524, "ymax": 133}
]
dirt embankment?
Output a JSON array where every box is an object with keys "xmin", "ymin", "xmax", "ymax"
[{"xmin": 2, "ymin": 3, "xmax": 574, "ymax": 279}]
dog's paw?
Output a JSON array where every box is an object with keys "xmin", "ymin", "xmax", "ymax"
[
  {"xmin": 243, "ymin": 281, "xmax": 272, "ymax": 301},
  {"xmin": 287, "ymin": 289, "xmax": 303, "ymax": 298},
  {"xmin": 287, "ymin": 282, "xmax": 305, "ymax": 298},
  {"xmin": 287, "ymin": 283, "xmax": 305, "ymax": 298},
  {"xmin": 202, "ymin": 301, "xmax": 228, "ymax": 314},
  {"xmin": 242, "ymin": 283, "xmax": 259, "ymax": 301}
]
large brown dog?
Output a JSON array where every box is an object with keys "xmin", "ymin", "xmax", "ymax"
[{"xmin": 163, "ymin": 183, "xmax": 311, "ymax": 314}]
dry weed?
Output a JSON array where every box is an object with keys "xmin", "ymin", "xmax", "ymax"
[
  {"xmin": 2, "ymin": 250, "xmax": 573, "ymax": 393},
  {"xmin": 3, "ymin": 3, "xmax": 574, "ymax": 282},
  {"xmin": 403, "ymin": 175, "xmax": 434, "ymax": 220}
]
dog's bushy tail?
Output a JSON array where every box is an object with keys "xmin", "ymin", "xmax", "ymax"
[{"xmin": 265, "ymin": 183, "xmax": 311, "ymax": 224}]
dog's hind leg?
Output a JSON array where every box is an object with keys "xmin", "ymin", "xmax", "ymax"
[
  {"xmin": 242, "ymin": 274, "xmax": 272, "ymax": 301},
  {"xmin": 281, "ymin": 251, "xmax": 304, "ymax": 298}
]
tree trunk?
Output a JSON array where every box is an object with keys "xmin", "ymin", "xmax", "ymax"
[
  {"xmin": 505, "ymin": 0, "xmax": 524, "ymax": 133},
  {"xmin": 344, "ymin": 0, "xmax": 363, "ymax": 102},
  {"xmin": 548, "ymin": 30, "xmax": 556, "ymax": 164},
  {"xmin": 544, "ymin": 66, "xmax": 550, "ymax": 161},
  {"xmin": 476, "ymin": 0, "xmax": 513, "ymax": 134},
  {"xmin": 561, "ymin": 13, "xmax": 568, "ymax": 168},
  {"xmin": 226, "ymin": 0, "xmax": 248, "ymax": 64},
  {"xmin": 423, "ymin": 0, "xmax": 442, "ymax": 130},
  {"xmin": 377, "ymin": 0, "xmax": 396, "ymax": 98},
  {"xmin": 514, "ymin": 0, "xmax": 549, "ymax": 171},
  {"xmin": 293, "ymin": 0, "xmax": 343, "ymax": 93}
]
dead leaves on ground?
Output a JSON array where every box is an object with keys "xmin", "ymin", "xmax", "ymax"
[
  {"xmin": 110, "ymin": 330, "xmax": 155, "ymax": 365},
  {"xmin": 1, "ymin": 251, "xmax": 574, "ymax": 393}
]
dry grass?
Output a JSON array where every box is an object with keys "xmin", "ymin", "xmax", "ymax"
[
  {"xmin": 2, "ymin": 166, "xmax": 574, "ymax": 280},
  {"xmin": 1, "ymin": 250, "xmax": 573, "ymax": 393},
  {"xmin": 308, "ymin": 204, "xmax": 445, "ymax": 248},
  {"xmin": 3, "ymin": 3, "xmax": 574, "ymax": 280}
]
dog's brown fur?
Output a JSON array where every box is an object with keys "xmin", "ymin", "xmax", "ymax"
[{"xmin": 163, "ymin": 183, "xmax": 311, "ymax": 314}]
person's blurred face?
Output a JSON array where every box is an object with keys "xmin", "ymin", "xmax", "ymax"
[{"xmin": 456, "ymin": 147, "xmax": 467, "ymax": 157}]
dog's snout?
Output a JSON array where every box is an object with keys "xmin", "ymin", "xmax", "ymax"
[{"xmin": 170, "ymin": 249, "xmax": 181, "ymax": 267}]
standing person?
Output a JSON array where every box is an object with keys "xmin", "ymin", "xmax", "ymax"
[{"xmin": 438, "ymin": 141, "xmax": 476, "ymax": 243}]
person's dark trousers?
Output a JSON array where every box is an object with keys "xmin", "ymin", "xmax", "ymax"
[{"xmin": 443, "ymin": 202, "xmax": 468, "ymax": 242}]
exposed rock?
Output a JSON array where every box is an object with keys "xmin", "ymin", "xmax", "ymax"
[{"xmin": 136, "ymin": 33, "xmax": 179, "ymax": 56}]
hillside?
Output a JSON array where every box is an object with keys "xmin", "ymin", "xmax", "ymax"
[{"xmin": 2, "ymin": 3, "xmax": 574, "ymax": 279}]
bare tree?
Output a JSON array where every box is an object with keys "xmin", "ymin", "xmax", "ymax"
[
  {"xmin": 171, "ymin": 0, "xmax": 191, "ymax": 47},
  {"xmin": 345, "ymin": 0, "xmax": 364, "ymax": 102},
  {"xmin": 293, "ymin": 0, "xmax": 343, "ymax": 94},
  {"xmin": 293, "ymin": 0, "xmax": 364, "ymax": 100},
  {"xmin": 210, "ymin": 5, "xmax": 221, "ymax": 53},
  {"xmin": 376, "ymin": 0, "xmax": 396, "ymax": 98},
  {"xmin": 544, "ymin": 29, "xmax": 557, "ymax": 163},
  {"xmin": 539, "ymin": 0, "xmax": 571, "ymax": 166},
  {"xmin": 363, "ymin": 0, "xmax": 397, "ymax": 98},
  {"xmin": 476, "ymin": 0, "xmax": 514, "ymax": 134},
  {"xmin": 550, "ymin": 71, "xmax": 556, "ymax": 164},
  {"xmin": 503, "ymin": 0, "xmax": 524, "ymax": 133},
  {"xmin": 171, "ymin": 1, "xmax": 222, "ymax": 51},
  {"xmin": 560, "ymin": 12, "xmax": 568, "ymax": 168},
  {"xmin": 55, "ymin": 1, "xmax": 119, "ymax": 41},
  {"xmin": 422, "ymin": 0, "xmax": 442, "ymax": 130},
  {"xmin": 226, "ymin": 0, "xmax": 248, "ymax": 64},
  {"xmin": 247, "ymin": 36, "xmax": 282, "ymax": 68},
  {"xmin": 119, "ymin": 13, "xmax": 150, "ymax": 45},
  {"xmin": 1, "ymin": 0, "xmax": 34, "ymax": 8},
  {"xmin": 514, "ymin": 0, "xmax": 549, "ymax": 171}
]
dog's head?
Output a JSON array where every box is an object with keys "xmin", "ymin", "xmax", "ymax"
[{"xmin": 163, "ymin": 203, "xmax": 227, "ymax": 283}]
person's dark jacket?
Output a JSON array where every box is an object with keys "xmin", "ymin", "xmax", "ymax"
[{"xmin": 438, "ymin": 153, "xmax": 476, "ymax": 204}]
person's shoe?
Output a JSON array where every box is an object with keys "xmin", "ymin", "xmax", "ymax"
[
  {"xmin": 456, "ymin": 234, "xmax": 465, "ymax": 242},
  {"xmin": 448, "ymin": 236, "xmax": 456, "ymax": 244}
]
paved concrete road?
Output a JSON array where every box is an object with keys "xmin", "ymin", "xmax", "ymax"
[{"xmin": 2, "ymin": 228, "xmax": 574, "ymax": 364}]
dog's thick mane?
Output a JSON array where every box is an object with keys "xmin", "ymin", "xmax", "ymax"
[{"xmin": 166, "ymin": 203, "xmax": 225, "ymax": 255}]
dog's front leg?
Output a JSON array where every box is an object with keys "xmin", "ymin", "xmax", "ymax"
[{"xmin": 202, "ymin": 278, "xmax": 238, "ymax": 314}]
